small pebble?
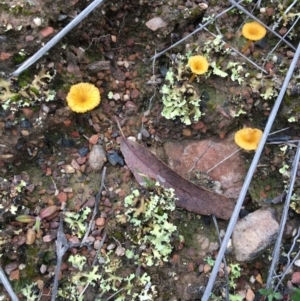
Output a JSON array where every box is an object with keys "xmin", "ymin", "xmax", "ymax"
[
  {"xmin": 107, "ymin": 151, "xmax": 124, "ymax": 166},
  {"xmin": 141, "ymin": 128, "xmax": 150, "ymax": 138},
  {"xmin": 5, "ymin": 262, "xmax": 18, "ymax": 275},
  {"xmin": 26, "ymin": 229, "xmax": 36, "ymax": 245},
  {"xmin": 96, "ymin": 217, "xmax": 106, "ymax": 227},
  {"xmin": 88, "ymin": 145, "xmax": 107, "ymax": 171}
]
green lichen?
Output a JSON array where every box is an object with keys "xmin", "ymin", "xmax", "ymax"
[
  {"xmin": 0, "ymin": 67, "xmax": 57, "ymax": 110},
  {"xmin": 64, "ymin": 207, "xmax": 91, "ymax": 238},
  {"xmin": 160, "ymin": 54, "xmax": 203, "ymax": 125},
  {"xmin": 117, "ymin": 183, "xmax": 178, "ymax": 266}
]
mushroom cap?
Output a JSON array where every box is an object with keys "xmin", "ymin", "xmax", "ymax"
[
  {"xmin": 234, "ymin": 128, "xmax": 263, "ymax": 150},
  {"xmin": 188, "ymin": 55, "xmax": 209, "ymax": 75},
  {"xmin": 66, "ymin": 83, "xmax": 101, "ymax": 113},
  {"xmin": 242, "ymin": 21, "xmax": 267, "ymax": 41}
]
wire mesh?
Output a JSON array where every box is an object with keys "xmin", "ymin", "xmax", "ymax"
[
  {"xmin": 150, "ymin": 0, "xmax": 300, "ymax": 299},
  {"xmin": 151, "ymin": 0, "xmax": 300, "ymax": 298},
  {"xmin": 6, "ymin": 0, "xmax": 300, "ymax": 299}
]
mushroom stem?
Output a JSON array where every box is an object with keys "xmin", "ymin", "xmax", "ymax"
[
  {"xmin": 241, "ymin": 39, "xmax": 252, "ymax": 53},
  {"xmin": 189, "ymin": 73, "xmax": 196, "ymax": 82}
]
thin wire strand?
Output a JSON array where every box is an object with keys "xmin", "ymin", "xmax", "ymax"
[
  {"xmin": 266, "ymin": 141, "xmax": 300, "ymax": 289},
  {"xmin": 201, "ymin": 42, "xmax": 300, "ymax": 301},
  {"xmin": 263, "ymin": 15, "xmax": 300, "ymax": 66},
  {"xmin": 150, "ymin": 2, "xmax": 244, "ymax": 60},
  {"xmin": 10, "ymin": 0, "xmax": 105, "ymax": 77},
  {"xmin": 212, "ymin": 215, "xmax": 229, "ymax": 301},
  {"xmin": 274, "ymin": 227, "xmax": 300, "ymax": 291},
  {"xmin": 203, "ymin": 27, "xmax": 268, "ymax": 74},
  {"xmin": 227, "ymin": 0, "xmax": 296, "ymax": 51},
  {"xmin": 272, "ymin": 0, "xmax": 298, "ymax": 31},
  {"xmin": 207, "ymin": 148, "xmax": 241, "ymax": 174}
]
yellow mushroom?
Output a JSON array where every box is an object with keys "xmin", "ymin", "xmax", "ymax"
[
  {"xmin": 241, "ymin": 21, "xmax": 267, "ymax": 53},
  {"xmin": 66, "ymin": 83, "xmax": 101, "ymax": 113},
  {"xmin": 234, "ymin": 128, "xmax": 263, "ymax": 150},
  {"xmin": 188, "ymin": 55, "xmax": 209, "ymax": 82}
]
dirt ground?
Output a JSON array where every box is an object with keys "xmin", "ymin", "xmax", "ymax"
[{"xmin": 1, "ymin": 0, "xmax": 300, "ymax": 300}]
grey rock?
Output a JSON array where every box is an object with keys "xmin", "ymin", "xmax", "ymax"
[
  {"xmin": 145, "ymin": 17, "xmax": 168, "ymax": 31},
  {"xmin": 88, "ymin": 145, "xmax": 107, "ymax": 171},
  {"xmin": 87, "ymin": 61, "xmax": 110, "ymax": 74},
  {"xmin": 232, "ymin": 208, "xmax": 279, "ymax": 261}
]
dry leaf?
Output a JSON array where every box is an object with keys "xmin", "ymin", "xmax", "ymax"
[{"xmin": 120, "ymin": 137, "xmax": 234, "ymax": 219}]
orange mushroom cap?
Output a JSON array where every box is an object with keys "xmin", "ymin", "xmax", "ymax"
[
  {"xmin": 242, "ymin": 21, "xmax": 267, "ymax": 41},
  {"xmin": 188, "ymin": 55, "xmax": 209, "ymax": 75},
  {"xmin": 66, "ymin": 83, "xmax": 101, "ymax": 113},
  {"xmin": 234, "ymin": 128, "xmax": 263, "ymax": 150}
]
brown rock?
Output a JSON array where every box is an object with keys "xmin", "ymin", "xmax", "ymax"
[
  {"xmin": 40, "ymin": 26, "xmax": 54, "ymax": 37},
  {"xmin": 67, "ymin": 63, "xmax": 80, "ymax": 74},
  {"xmin": 291, "ymin": 271, "xmax": 300, "ymax": 284},
  {"xmin": 26, "ymin": 229, "xmax": 36, "ymax": 245},
  {"xmin": 130, "ymin": 88, "xmax": 140, "ymax": 100},
  {"xmin": 126, "ymin": 38, "xmax": 135, "ymax": 47},
  {"xmin": 203, "ymin": 263, "xmax": 211, "ymax": 274},
  {"xmin": 71, "ymin": 159, "xmax": 80, "ymax": 170},
  {"xmin": 57, "ymin": 192, "xmax": 67, "ymax": 203},
  {"xmin": 182, "ymin": 128, "xmax": 192, "ymax": 137},
  {"xmin": 279, "ymin": 27, "xmax": 287, "ymax": 36},
  {"xmin": 9, "ymin": 269, "xmax": 20, "ymax": 280},
  {"xmin": 89, "ymin": 134, "xmax": 99, "ymax": 145},
  {"xmin": 0, "ymin": 52, "xmax": 13, "ymax": 60},
  {"xmin": 95, "ymin": 217, "xmax": 106, "ymax": 227},
  {"xmin": 192, "ymin": 121, "xmax": 205, "ymax": 130},
  {"xmin": 164, "ymin": 134, "xmax": 245, "ymax": 198},
  {"xmin": 246, "ymin": 289, "xmax": 255, "ymax": 301}
]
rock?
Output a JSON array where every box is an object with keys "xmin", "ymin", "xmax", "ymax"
[
  {"xmin": 26, "ymin": 229, "xmax": 36, "ymax": 245},
  {"xmin": 246, "ymin": 288, "xmax": 255, "ymax": 301},
  {"xmin": 88, "ymin": 145, "xmax": 107, "ymax": 171},
  {"xmin": 111, "ymin": 68, "xmax": 126, "ymax": 81},
  {"xmin": 40, "ymin": 26, "xmax": 54, "ymax": 38},
  {"xmin": 130, "ymin": 88, "xmax": 140, "ymax": 100},
  {"xmin": 232, "ymin": 208, "xmax": 279, "ymax": 261},
  {"xmin": 164, "ymin": 134, "xmax": 245, "ymax": 198},
  {"xmin": 87, "ymin": 61, "xmax": 110, "ymax": 74},
  {"xmin": 9, "ymin": 269, "xmax": 20, "ymax": 280},
  {"xmin": 57, "ymin": 191, "xmax": 67, "ymax": 203},
  {"xmin": 145, "ymin": 17, "xmax": 168, "ymax": 31},
  {"xmin": 291, "ymin": 271, "xmax": 300, "ymax": 284},
  {"xmin": 95, "ymin": 217, "xmax": 106, "ymax": 227},
  {"xmin": 5, "ymin": 262, "xmax": 18, "ymax": 275}
]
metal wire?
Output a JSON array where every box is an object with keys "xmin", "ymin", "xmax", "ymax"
[
  {"xmin": 10, "ymin": 0, "xmax": 105, "ymax": 77},
  {"xmin": 150, "ymin": 1, "xmax": 246, "ymax": 60},
  {"xmin": 273, "ymin": 227, "xmax": 300, "ymax": 291},
  {"xmin": 201, "ymin": 42, "xmax": 300, "ymax": 301},
  {"xmin": 203, "ymin": 27, "xmax": 268, "ymax": 74},
  {"xmin": 266, "ymin": 141, "xmax": 300, "ymax": 289},
  {"xmin": 227, "ymin": 0, "xmax": 296, "ymax": 51}
]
